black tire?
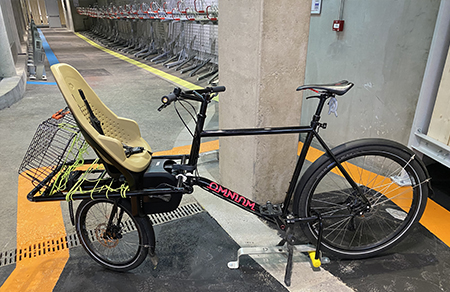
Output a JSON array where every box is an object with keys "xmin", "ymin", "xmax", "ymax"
[
  {"xmin": 294, "ymin": 139, "xmax": 429, "ymax": 259},
  {"xmin": 76, "ymin": 198, "xmax": 155, "ymax": 271}
]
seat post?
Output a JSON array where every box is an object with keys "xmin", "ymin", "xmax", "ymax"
[{"xmin": 311, "ymin": 94, "xmax": 330, "ymax": 128}]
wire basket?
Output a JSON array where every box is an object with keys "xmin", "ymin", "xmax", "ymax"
[{"xmin": 18, "ymin": 108, "xmax": 86, "ymax": 194}]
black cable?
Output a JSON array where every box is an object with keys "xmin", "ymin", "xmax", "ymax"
[
  {"xmin": 195, "ymin": 168, "xmax": 199, "ymax": 178},
  {"xmin": 178, "ymin": 99, "xmax": 198, "ymax": 123},
  {"xmin": 174, "ymin": 100, "xmax": 195, "ymax": 137}
]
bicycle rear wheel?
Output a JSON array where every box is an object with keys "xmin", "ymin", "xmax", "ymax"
[
  {"xmin": 76, "ymin": 198, "xmax": 154, "ymax": 271},
  {"xmin": 294, "ymin": 139, "xmax": 429, "ymax": 259}
]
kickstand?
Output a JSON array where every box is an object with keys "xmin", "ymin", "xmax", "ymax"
[
  {"xmin": 282, "ymin": 214, "xmax": 327, "ymax": 286},
  {"xmin": 315, "ymin": 213, "xmax": 324, "ymax": 262},
  {"xmin": 283, "ymin": 226, "xmax": 295, "ymax": 286},
  {"xmin": 284, "ymin": 241, "xmax": 294, "ymax": 286}
]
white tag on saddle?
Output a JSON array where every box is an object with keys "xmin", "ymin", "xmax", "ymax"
[{"xmin": 328, "ymin": 97, "xmax": 338, "ymax": 117}]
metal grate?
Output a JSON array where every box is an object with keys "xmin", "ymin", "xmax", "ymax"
[
  {"xmin": 0, "ymin": 236, "xmax": 69, "ymax": 268},
  {"xmin": 0, "ymin": 250, "xmax": 17, "ymax": 267},
  {"xmin": 17, "ymin": 237, "xmax": 68, "ymax": 262},
  {"xmin": 66, "ymin": 233, "xmax": 79, "ymax": 249},
  {"xmin": 148, "ymin": 202, "xmax": 203, "ymax": 225},
  {"xmin": 0, "ymin": 202, "xmax": 204, "ymax": 267}
]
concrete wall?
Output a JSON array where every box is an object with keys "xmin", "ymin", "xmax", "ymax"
[
  {"xmin": 45, "ymin": 0, "xmax": 62, "ymax": 27},
  {"xmin": 71, "ymin": 0, "xmax": 92, "ymax": 31},
  {"xmin": 302, "ymin": 0, "xmax": 440, "ymax": 148}
]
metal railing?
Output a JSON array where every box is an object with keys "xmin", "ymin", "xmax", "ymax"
[{"xmin": 27, "ymin": 20, "xmax": 47, "ymax": 80}]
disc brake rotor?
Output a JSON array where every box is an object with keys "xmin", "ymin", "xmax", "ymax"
[{"xmin": 94, "ymin": 223, "xmax": 120, "ymax": 248}]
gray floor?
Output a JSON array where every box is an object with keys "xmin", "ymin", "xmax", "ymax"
[{"xmin": 1, "ymin": 28, "xmax": 450, "ymax": 291}]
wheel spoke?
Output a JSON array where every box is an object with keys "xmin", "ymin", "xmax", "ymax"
[
  {"xmin": 299, "ymin": 145, "xmax": 427, "ymax": 258},
  {"xmin": 76, "ymin": 199, "xmax": 148, "ymax": 270}
]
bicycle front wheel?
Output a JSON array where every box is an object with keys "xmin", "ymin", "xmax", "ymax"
[
  {"xmin": 294, "ymin": 139, "xmax": 429, "ymax": 259},
  {"xmin": 76, "ymin": 198, "xmax": 154, "ymax": 271}
]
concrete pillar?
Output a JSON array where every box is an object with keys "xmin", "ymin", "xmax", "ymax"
[
  {"xmin": 0, "ymin": 3, "xmax": 16, "ymax": 78},
  {"xmin": 11, "ymin": 0, "xmax": 28, "ymax": 46},
  {"xmin": 21, "ymin": 0, "xmax": 30, "ymax": 24},
  {"xmin": 1, "ymin": 0, "xmax": 23, "ymax": 58},
  {"xmin": 44, "ymin": 0, "xmax": 62, "ymax": 27},
  {"xmin": 218, "ymin": 1, "xmax": 311, "ymax": 203},
  {"xmin": 61, "ymin": 0, "xmax": 74, "ymax": 31}
]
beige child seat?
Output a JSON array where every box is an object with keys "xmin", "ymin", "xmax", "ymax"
[{"xmin": 51, "ymin": 63, "xmax": 152, "ymax": 190}]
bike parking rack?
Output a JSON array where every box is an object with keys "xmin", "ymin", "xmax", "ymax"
[{"xmin": 76, "ymin": 1, "xmax": 219, "ymax": 85}]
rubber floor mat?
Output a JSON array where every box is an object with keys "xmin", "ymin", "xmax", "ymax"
[
  {"xmin": 53, "ymin": 212, "xmax": 288, "ymax": 292},
  {"xmin": 323, "ymin": 224, "xmax": 450, "ymax": 292}
]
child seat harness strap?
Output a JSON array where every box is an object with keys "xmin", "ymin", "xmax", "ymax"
[
  {"xmin": 78, "ymin": 89, "xmax": 104, "ymax": 135},
  {"xmin": 78, "ymin": 89, "xmax": 145, "ymax": 157}
]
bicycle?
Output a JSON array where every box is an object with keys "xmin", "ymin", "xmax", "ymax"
[{"xmin": 19, "ymin": 63, "xmax": 431, "ymax": 286}]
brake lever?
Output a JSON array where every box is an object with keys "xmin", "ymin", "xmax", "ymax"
[{"xmin": 157, "ymin": 104, "xmax": 167, "ymax": 111}]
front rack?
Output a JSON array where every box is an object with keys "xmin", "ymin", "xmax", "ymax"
[{"xmin": 18, "ymin": 109, "xmax": 86, "ymax": 198}]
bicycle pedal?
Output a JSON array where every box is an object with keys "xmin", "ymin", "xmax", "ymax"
[{"xmin": 259, "ymin": 201, "xmax": 283, "ymax": 216}]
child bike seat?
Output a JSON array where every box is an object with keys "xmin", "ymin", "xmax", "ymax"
[{"xmin": 51, "ymin": 63, "xmax": 152, "ymax": 189}]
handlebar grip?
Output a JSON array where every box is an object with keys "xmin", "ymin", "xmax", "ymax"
[
  {"xmin": 211, "ymin": 86, "xmax": 226, "ymax": 93},
  {"xmin": 161, "ymin": 92, "xmax": 178, "ymax": 104}
]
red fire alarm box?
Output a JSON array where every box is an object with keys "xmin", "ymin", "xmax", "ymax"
[{"xmin": 333, "ymin": 20, "xmax": 344, "ymax": 31}]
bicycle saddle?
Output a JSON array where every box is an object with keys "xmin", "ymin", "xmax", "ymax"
[
  {"xmin": 51, "ymin": 63, "xmax": 152, "ymax": 190},
  {"xmin": 296, "ymin": 80, "xmax": 354, "ymax": 96}
]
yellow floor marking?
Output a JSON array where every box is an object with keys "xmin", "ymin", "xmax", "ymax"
[
  {"xmin": 418, "ymin": 200, "xmax": 450, "ymax": 245},
  {"xmin": 298, "ymin": 141, "xmax": 324, "ymax": 160},
  {"xmin": 75, "ymin": 33, "xmax": 203, "ymax": 91},
  {"xmin": 0, "ymin": 176, "xmax": 69, "ymax": 292},
  {"xmin": 298, "ymin": 141, "xmax": 450, "ymax": 247}
]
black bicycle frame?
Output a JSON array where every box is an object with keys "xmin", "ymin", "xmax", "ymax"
[{"xmin": 186, "ymin": 92, "xmax": 367, "ymax": 223}]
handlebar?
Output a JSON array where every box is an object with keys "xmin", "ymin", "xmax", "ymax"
[
  {"xmin": 185, "ymin": 86, "xmax": 226, "ymax": 95},
  {"xmin": 158, "ymin": 86, "xmax": 226, "ymax": 111}
]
